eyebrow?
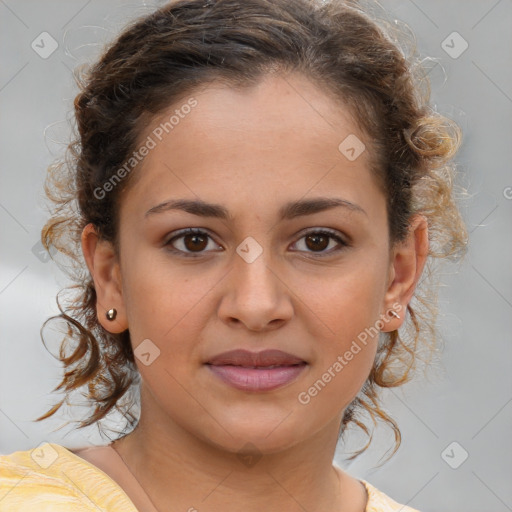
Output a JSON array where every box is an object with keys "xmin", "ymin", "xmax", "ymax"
[{"xmin": 145, "ymin": 197, "xmax": 367, "ymax": 221}]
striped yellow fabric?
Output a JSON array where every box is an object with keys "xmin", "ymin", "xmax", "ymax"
[{"xmin": 0, "ymin": 442, "xmax": 421, "ymax": 511}]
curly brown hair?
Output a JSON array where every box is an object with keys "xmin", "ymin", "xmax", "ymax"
[{"xmin": 35, "ymin": 0, "xmax": 468, "ymax": 464}]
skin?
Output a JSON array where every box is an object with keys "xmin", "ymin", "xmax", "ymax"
[{"xmin": 82, "ymin": 71, "xmax": 428, "ymax": 512}]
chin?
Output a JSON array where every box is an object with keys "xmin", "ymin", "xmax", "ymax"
[{"xmin": 193, "ymin": 413, "xmax": 314, "ymax": 456}]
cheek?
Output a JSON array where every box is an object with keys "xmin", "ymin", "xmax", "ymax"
[
  {"xmin": 294, "ymin": 256, "xmax": 388, "ymax": 343},
  {"xmin": 119, "ymin": 246, "xmax": 210, "ymax": 350},
  {"xmin": 294, "ymin": 273, "xmax": 381, "ymax": 419},
  {"xmin": 293, "ymin": 257, "xmax": 387, "ymax": 399}
]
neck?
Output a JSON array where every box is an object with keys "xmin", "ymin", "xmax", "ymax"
[{"xmin": 112, "ymin": 389, "xmax": 366, "ymax": 512}]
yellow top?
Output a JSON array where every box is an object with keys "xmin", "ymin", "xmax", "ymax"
[{"xmin": 0, "ymin": 442, "xmax": 421, "ymax": 511}]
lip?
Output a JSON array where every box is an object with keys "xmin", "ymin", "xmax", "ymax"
[
  {"xmin": 206, "ymin": 349, "xmax": 306, "ymax": 367},
  {"xmin": 205, "ymin": 349, "xmax": 307, "ymax": 392}
]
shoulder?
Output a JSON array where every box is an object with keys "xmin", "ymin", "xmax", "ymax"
[
  {"xmin": 361, "ymin": 479, "xmax": 422, "ymax": 512},
  {"xmin": 0, "ymin": 442, "xmax": 136, "ymax": 512}
]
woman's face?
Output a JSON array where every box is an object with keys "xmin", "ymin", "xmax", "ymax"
[{"xmin": 99, "ymin": 72, "xmax": 403, "ymax": 453}]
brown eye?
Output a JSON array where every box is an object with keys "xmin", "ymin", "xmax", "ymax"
[
  {"xmin": 304, "ymin": 233, "xmax": 330, "ymax": 252},
  {"xmin": 165, "ymin": 228, "xmax": 221, "ymax": 256},
  {"xmin": 183, "ymin": 233, "xmax": 208, "ymax": 252},
  {"xmin": 292, "ymin": 229, "xmax": 348, "ymax": 256}
]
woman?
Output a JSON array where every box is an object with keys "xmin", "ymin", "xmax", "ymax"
[{"xmin": 0, "ymin": 0, "xmax": 467, "ymax": 510}]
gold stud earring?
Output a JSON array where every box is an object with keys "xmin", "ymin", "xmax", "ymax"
[{"xmin": 106, "ymin": 308, "xmax": 117, "ymax": 321}]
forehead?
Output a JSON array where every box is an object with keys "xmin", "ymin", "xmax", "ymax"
[{"xmin": 120, "ymin": 72, "xmax": 384, "ymax": 221}]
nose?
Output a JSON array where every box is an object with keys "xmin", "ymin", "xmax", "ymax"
[{"xmin": 217, "ymin": 244, "xmax": 294, "ymax": 332}]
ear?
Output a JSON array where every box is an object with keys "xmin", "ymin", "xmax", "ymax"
[
  {"xmin": 81, "ymin": 223, "xmax": 128, "ymax": 334},
  {"xmin": 380, "ymin": 214, "xmax": 429, "ymax": 332}
]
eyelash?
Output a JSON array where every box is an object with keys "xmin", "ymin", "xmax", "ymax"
[{"xmin": 164, "ymin": 227, "xmax": 349, "ymax": 258}]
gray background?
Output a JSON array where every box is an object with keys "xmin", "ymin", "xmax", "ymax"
[{"xmin": 0, "ymin": 1, "xmax": 511, "ymax": 511}]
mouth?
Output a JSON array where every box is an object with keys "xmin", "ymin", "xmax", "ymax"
[{"xmin": 205, "ymin": 349, "xmax": 308, "ymax": 392}]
